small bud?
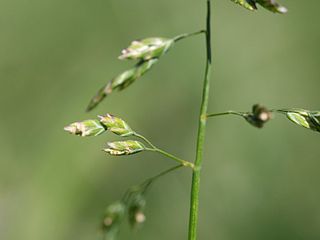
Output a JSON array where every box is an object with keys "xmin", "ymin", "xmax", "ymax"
[
  {"xmin": 87, "ymin": 59, "xmax": 158, "ymax": 112},
  {"xmin": 280, "ymin": 109, "xmax": 320, "ymax": 132},
  {"xmin": 64, "ymin": 119, "xmax": 106, "ymax": 137},
  {"xmin": 103, "ymin": 201, "xmax": 125, "ymax": 232},
  {"xmin": 135, "ymin": 211, "xmax": 146, "ymax": 224},
  {"xmin": 104, "ymin": 140, "xmax": 145, "ymax": 156},
  {"xmin": 119, "ymin": 38, "xmax": 174, "ymax": 61},
  {"xmin": 244, "ymin": 104, "xmax": 272, "ymax": 128},
  {"xmin": 128, "ymin": 194, "xmax": 146, "ymax": 229},
  {"xmin": 99, "ymin": 114, "xmax": 134, "ymax": 137}
]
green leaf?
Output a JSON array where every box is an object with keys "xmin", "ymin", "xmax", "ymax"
[
  {"xmin": 64, "ymin": 119, "xmax": 106, "ymax": 137},
  {"xmin": 86, "ymin": 59, "xmax": 158, "ymax": 112},
  {"xmin": 280, "ymin": 109, "xmax": 320, "ymax": 132},
  {"xmin": 119, "ymin": 37, "xmax": 174, "ymax": 61},
  {"xmin": 98, "ymin": 114, "xmax": 134, "ymax": 137},
  {"xmin": 104, "ymin": 140, "xmax": 146, "ymax": 156}
]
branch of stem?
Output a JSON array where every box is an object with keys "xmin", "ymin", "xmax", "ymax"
[
  {"xmin": 173, "ymin": 30, "xmax": 206, "ymax": 42},
  {"xmin": 207, "ymin": 110, "xmax": 246, "ymax": 118},
  {"xmin": 134, "ymin": 132, "xmax": 194, "ymax": 169},
  {"xmin": 133, "ymin": 132, "xmax": 157, "ymax": 149},
  {"xmin": 122, "ymin": 164, "xmax": 184, "ymax": 203},
  {"xmin": 146, "ymin": 148, "xmax": 194, "ymax": 169}
]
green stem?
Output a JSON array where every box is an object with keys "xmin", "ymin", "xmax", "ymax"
[
  {"xmin": 271, "ymin": 109, "xmax": 288, "ymax": 114},
  {"xmin": 145, "ymin": 164, "xmax": 183, "ymax": 184},
  {"xmin": 146, "ymin": 147, "xmax": 194, "ymax": 169},
  {"xmin": 207, "ymin": 110, "xmax": 246, "ymax": 118},
  {"xmin": 122, "ymin": 164, "xmax": 184, "ymax": 203},
  {"xmin": 173, "ymin": 30, "xmax": 206, "ymax": 42},
  {"xmin": 141, "ymin": 164, "xmax": 184, "ymax": 194},
  {"xmin": 133, "ymin": 132, "xmax": 157, "ymax": 149},
  {"xmin": 188, "ymin": 1, "xmax": 212, "ymax": 240},
  {"xmin": 134, "ymin": 132, "xmax": 194, "ymax": 168}
]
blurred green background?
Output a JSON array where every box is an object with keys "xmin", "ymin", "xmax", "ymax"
[{"xmin": 1, "ymin": 0, "xmax": 319, "ymax": 239}]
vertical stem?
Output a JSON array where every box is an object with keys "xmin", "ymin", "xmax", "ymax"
[{"xmin": 188, "ymin": 1, "xmax": 212, "ymax": 240}]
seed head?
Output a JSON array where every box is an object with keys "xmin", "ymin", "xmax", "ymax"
[
  {"xmin": 256, "ymin": 0, "xmax": 287, "ymax": 13},
  {"xmin": 98, "ymin": 114, "xmax": 134, "ymax": 137},
  {"xmin": 64, "ymin": 119, "xmax": 105, "ymax": 137},
  {"xmin": 87, "ymin": 59, "xmax": 158, "ymax": 112},
  {"xmin": 230, "ymin": 0, "xmax": 287, "ymax": 13},
  {"xmin": 230, "ymin": 0, "xmax": 257, "ymax": 11},
  {"xmin": 280, "ymin": 109, "xmax": 320, "ymax": 132},
  {"xmin": 102, "ymin": 201, "xmax": 126, "ymax": 232},
  {"xmin": 104, "ymin": 140, "xmax": 145, "ymax": 156},
  {"xmin": 119, "ymin": 37, "xmax": 174, "ymax": 61}
]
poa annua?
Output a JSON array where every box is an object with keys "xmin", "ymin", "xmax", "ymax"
[{"xmin": 64, "ymin": 1, "xmax": 319, "ymax": 239}]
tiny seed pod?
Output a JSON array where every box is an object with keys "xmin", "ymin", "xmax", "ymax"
[{"xmin": 244, "ymin": 104, "xmax": 272, "ymax": 128}]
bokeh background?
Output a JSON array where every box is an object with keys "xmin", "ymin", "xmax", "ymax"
[{"xmin": 1, "ymin": 0, "xmax": 319, "ymax": 239}]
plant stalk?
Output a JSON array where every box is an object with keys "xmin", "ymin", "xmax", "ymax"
[
  {"xmin": 188, "ymin": 1, "xmax": 212, "ymax": 240},
  {"xmin": 133, "ymin": 132, "xmax": 157, "ymax": 149},
  {"xmin": 146, "ymin": 147, "xmax": 194, "ymax": 169},
  {"xmin": 122, "ymin": 164, "xmax": 183, "ymax": 203},
  {"xmin": 173, "ymin": 30, "xmax": 206, "ymax": 42},
  {"xmin": 141, "ymin": 164, "xmax": 184, "ymax": 194},
  {"xmin": 134, "ymin": 132, "xmax": 194, "ymax": 168},
  {"xmin": 207, "ymin": 110, "xmax": 246, "ymax": 118}
]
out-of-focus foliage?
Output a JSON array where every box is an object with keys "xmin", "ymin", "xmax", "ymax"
[
  {"xmin": 87, "ymin": 59, "xmax": 158, "ymax": 111},
  {"xmin": 1, "ymin": 1, "xmax": 320, "ymax": 240}
]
